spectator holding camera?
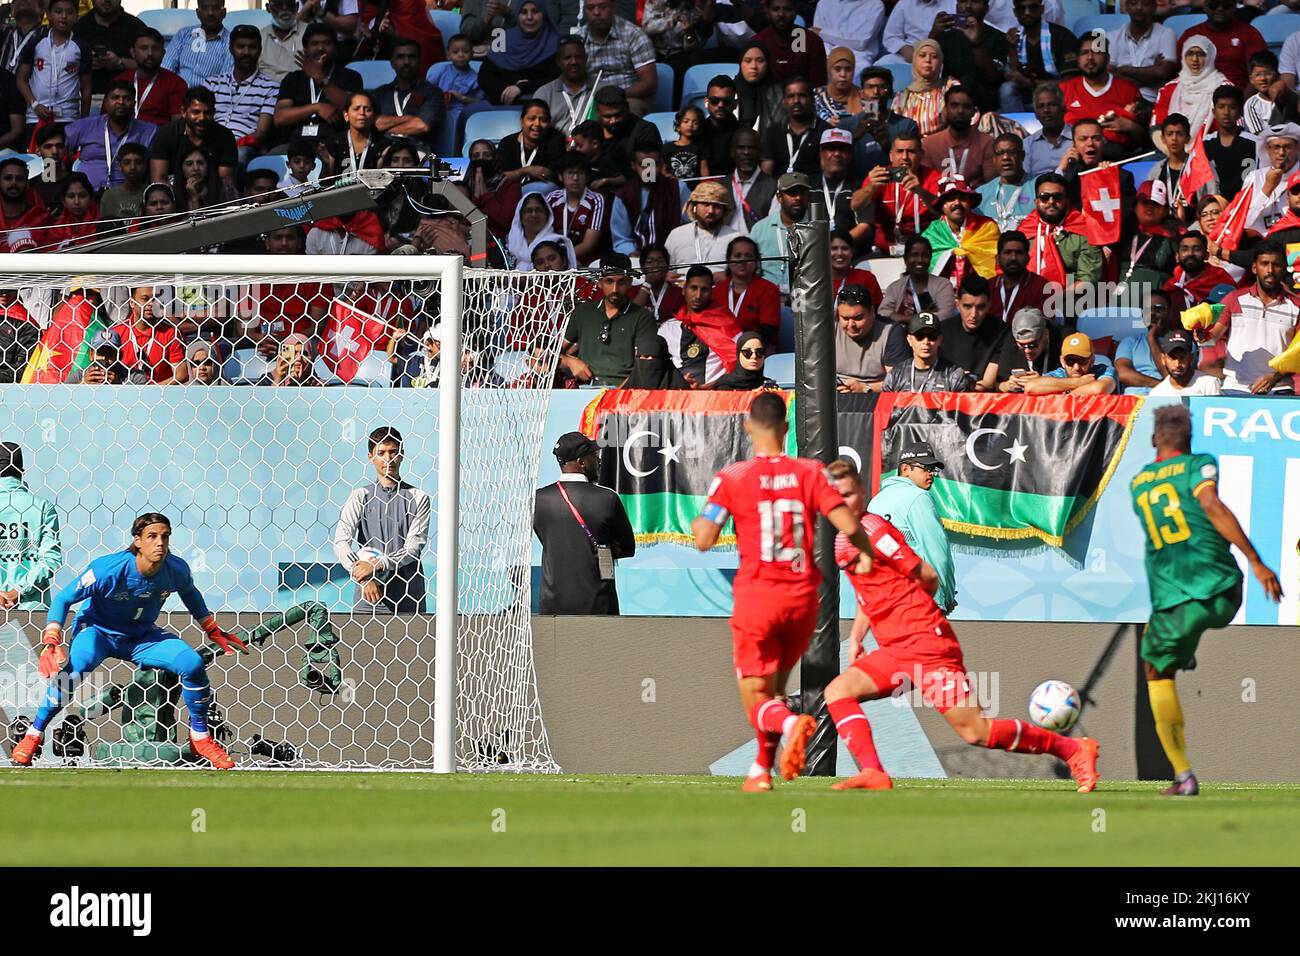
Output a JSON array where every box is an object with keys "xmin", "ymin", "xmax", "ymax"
[
  {"xmin": 854, "ymin": 132, "xmax": 940, "ymax": 254},
  {"xmin": 66, "ymin": 329, "xmax": 129, "ymax": 385}
]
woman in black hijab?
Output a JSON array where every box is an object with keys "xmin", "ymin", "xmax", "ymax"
[
  {"xmin": 734, "ymin": 42, "xmax": 786, "ymax": 140},
  {"xmin": 710, "ymin": 330, "xmax": 778, "ymax": 391}
]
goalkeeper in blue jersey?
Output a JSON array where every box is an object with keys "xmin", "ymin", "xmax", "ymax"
[{"xmin": 10, "ymin": 512, "xmax": 248, "ymax": 769}]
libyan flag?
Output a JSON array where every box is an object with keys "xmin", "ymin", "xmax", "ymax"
[
  {"xmin": 871, "ymin": 392, "xmax": 1143, "ymax": 547},
  {"xmin": 580, "ymin": 389, "xmax": 881, "ymax": 545}
]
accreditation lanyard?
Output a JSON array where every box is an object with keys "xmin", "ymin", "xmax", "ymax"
[
  {"xmin": 894, "ymin": 183, "xmax": 920, "ymax": 234},
  {"xmin": 785, "ymin": 129, "xmax": 808, "ymax": 173},
  {"xmin": 520, "ymin": 144, "xmax": 538, "ymax": 171},
  {"xmin": 561, "ymin": 85, "xmax": 589, "ymax": 132},
  {"xmin": 349, "ymin": 135, "xmax": 371, "ymax": 171},
  {"xmin": 129, "ymin": 73, "xmax": 157, "ymax": 118},
  {"xmin": 1, "ymin": 27, "xmax": 37, "ymax": 75},
  {"xmin": 908, "ymin": 279, "xmax": 924, "ymax": 314},
  {"xmin": 822, "ymin": 179, "xmax": 843, "ymax": 217},
  {"xmin": 728, "ymin": 282, "xmax": 748, "ymax": 318},
  {"xmin": 1124, "ymin": 235, "xmax": 1155, "ymax": 283},
  {"xmin": 994, "ymin": 182, "xmax": 1024, "ymax": 228},
  {"xmin": 308, "ymin": 71, "xmax": 332, "ymax": 105},
  {"xmin": 998, "ymin": 277, "xmax": 1023, "ymax": 319},
  {"xmin": 693, "ymin": 222, "xmax": 709, "ymax": 262},
  {"xmin": 733, "ymin": 171, "xmax": 753, "ymax": 221},
  {"xmin": 649, "ymin": 282, "xmax": 667, "ymax": 319},
  {"xmin": 947, "ymin": 146, "xmax": 967, "ymax": 178},
  {"xmin": 103, "ymin": 121, "xmax": 122, "ymax": 183},
  {"xmin": 910, "ymin": 363, "xmax": 936, "ymax": 392},
  {"xmin": 392, "ymin": 88, "xmax": 413, "ymax": 116},
  {"xmin": 556, "ymin": 482, "xmax": 598, "ymax": 546}
]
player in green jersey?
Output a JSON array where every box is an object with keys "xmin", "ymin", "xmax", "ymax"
[
  {"xmin": 1130, "ymin": 405, "xmax": 1282, "ymax": 796},
  {"xmin": 0, "ymin": 443, "xmax": 62, "ymax": 611}
]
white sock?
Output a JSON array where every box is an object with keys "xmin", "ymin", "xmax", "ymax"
[
  {"xmin": 748, "ymin": 761, "xmax": 767, "ymax": 778},
  {"xmin": 191, "ymin": 730, "xmax": 210, "ymax": 740},
  {"xmin": 781, "ymin": 714, "xmax": 798, "ymax": 740},
  {"xmin": 25, "ymin": 729, "xmax": 42, "ymax": 741}
]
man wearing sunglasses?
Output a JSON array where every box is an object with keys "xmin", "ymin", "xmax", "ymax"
[
  {"xmin": 560, "ymin": 253, "xmax": 659, "ymax": 386},
  {"xmin": 703, "ymin": 75, "xmax": 742, "ymax": 177},
  {"xmin": 864, "ymin": 440, "xmax": 957, "ymax": 614},
  {"xmin": 1176, "ymin": 0, "xmax": 1266, "ymax": 91},
  {"xmin": 1023, "ymin": 331, "xmax": 1117, "ymax": 395},
  {"xmin": 881, "ymin": 311, "xmax": 975, "ymax": 393},
  {"xmin": 1017, "ymin": 171, "xmax": 1102, "ymax": 290}
]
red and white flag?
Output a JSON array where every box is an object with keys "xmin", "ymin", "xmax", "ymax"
[
  {"xmin": 1079, "ymin": 164, "xmax": 1123, "ymax": 245},
  {"xmin": 321, "ymin": 293, "xmax": 395, "ymax": 383},
  {"xmin": 1180, "ymin": 128, "xmax": 1215, "ymax": 199},
  {"xmin": 1210, "ymin": 184, "xmax": 1255, "ymax": 252}
]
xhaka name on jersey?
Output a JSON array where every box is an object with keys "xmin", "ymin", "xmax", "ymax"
[{"xmin": 759, "ymin": 473, "xmax": 800, "ymax": 491}]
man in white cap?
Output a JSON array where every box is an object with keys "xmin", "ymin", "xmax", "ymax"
[
  {"xmin": 1245, "ymin": 124, "xmax": 1300, "ymax": 233},
  {"xmin": 810, "ymin": 127, "xmax": 858, "ymax": 235}
]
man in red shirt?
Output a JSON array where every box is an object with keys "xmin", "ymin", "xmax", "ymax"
[
  {"xmin": 1163, "ymin": 232, "xmax": 1240, "ymax": 311},
  {"xmin": 824, "ymin": 458, "xmax": 1101, "ymax": 792},
  {"xmin": 240, "ymin": 226, "xmax": 330, "ymax": 357},
  {"xmin": 1059, "ymin": 30, "xmax": 1144, "ymax": 157},
  {"xmin": 112, "ymin": 28, "xmax": 186, "ymax": 128},
  {"xmin": 692, "ymin": 393, "xmax": 875, "ymax": 792},
  {"xmin": 1177, "ymin": 0, "xmax": 1266, "ymax": 91},
  {"xmin": 752, "ymin": 0, "xmax": 826, "ymax": 88},
  {"xmin": 988, "ymin": 230, "xmax": 1054, "ymax": 322},
  {"xmin": 110, "ymin": 286, "xmax": 188, "ymax": 385},
  {"xmin": 852, "ymin": 132, "xmax": 941, "ymax": 254},
  {"xmin": 0, "ymin": 156, "xmax": 47, "ymax": 254}
]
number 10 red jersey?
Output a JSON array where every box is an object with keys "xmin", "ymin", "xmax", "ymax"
[{"xmin": 705, "ymin": 454, "xmax": 846, "ymax": 596}]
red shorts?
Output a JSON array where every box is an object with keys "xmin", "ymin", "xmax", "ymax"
[
  {"xmin": 731, "ymin": 588, "xmax": 818, "ymax": 679},
  {"xmin": 852, "ymin": 624, "xmax": 970, "ymax": 713}
]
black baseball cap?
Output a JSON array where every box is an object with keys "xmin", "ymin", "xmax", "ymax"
[
  {"xmin": 1159, "ymin": 329, "xmax": 1195, "ymax": 354},
  {"xmin": 553, "ymin": 431, "xmax": 599, "ymax": 464},
  {"xmin": 598, "ymin": 253, "xmax": 636, "ymax": 279},
  {"xmin": 899, "ymin": 440, "xmax": 943, "ymax": 469},
  {"xmin": 907, "ymin": 311, "xmax": 941, "ymax": 335}
]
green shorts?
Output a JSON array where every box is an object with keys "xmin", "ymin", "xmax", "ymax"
[{"xmin": 1143, "ymin": 581, "xmax": 1243, "ymax": 674}]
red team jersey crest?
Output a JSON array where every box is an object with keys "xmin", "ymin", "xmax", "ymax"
[{"xmin": 706, "ymin": 454, "xmax": 845, "ymax": 593}]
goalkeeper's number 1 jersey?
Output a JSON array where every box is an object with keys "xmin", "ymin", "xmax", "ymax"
[{"xmin": 1129, "ymin": 452, "xmax": 1243, "ymax": 611}]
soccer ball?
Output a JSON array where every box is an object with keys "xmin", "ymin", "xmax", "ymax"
[
  {"xmin": 355, "ymin": 547, "xmax": 390, "ymax": 583},
  {"xmin": 1028, "ymin": 680, "xmax": 1081, "ymax": 732}
]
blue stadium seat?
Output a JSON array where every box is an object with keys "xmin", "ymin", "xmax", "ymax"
[
  {"xmin": 1060, "ymin": 0, "xmax": 1099, "ymax": 32},
  {"xmin": 1004, "ymin": 111, "xmax": 1041, "ymax": 135},
  {"xmin": 222, "ymin": 348, "xmax": 274, "ymax": 385},
  {"xmin": 313, "ymin": 352, "xmax": 392, "ymax": 387},
  {"xmin": 777, "ymin": 305, "xmax": 796, "ymax": 355},
  {"xmin": 681, "ymin": 62, "xmax": 734, "ymax": 109},
  {"xmin": 1124, "ymin": 159, "xmax": 1157, "ymax": 185},
  {"xmin": 655, "ymin": 62, "xmax": 675, "ymax": 114},
  {"xmin": 1254, "ymin": 13, "xmax": 1300, "ymax": 54},
  {"xmin": 138, "ymin": 8, "xmax": 199, "ymax": 39},
  {"xmin": 1072, "ymin": 13, "xmax": 1127, "ymax": 36},
  {"xmin": 644, "ymin": 111, "xmax": 678, "ymax": 144},
  {"xmin": 1077, "ymin": 307, "xmax": 1146, "ymax": 343},
  {"xmin": 349, "ymin": 60, "xmax": 397, "ymax": 89},
  {"xmin": 0, "ymin": 149, "xmax": 42, "ymax": 179},
  {"xmin": 765, "ymin": 352, "xmax": 796, "ymax": 387},
  {"xmin": 427, "ymin": 8, "xmax": 461, "ymax": 39},
  {"xmin": 492, "ymin": 350, "xmax": 532, "ymax": 385},
  {"xmin": 226, "ymin": 9, "xmax": 272, "ymax": 29},
  {"xmin": 1163, "ymin": 13, "xmax": 1207, "ymax": 38},
  {"xmin": 462, "ymin": 107, "xmax": 523, "ymax": 155},
  {"xmin": 885, "ymin": 63, "xmax": 913, "ymax": 96}
]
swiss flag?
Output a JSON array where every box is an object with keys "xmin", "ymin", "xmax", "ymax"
[
  {"xmin": 1079, "ymin": 164, "xmax": 1123, "ymax": 245},
  {"xmin": 322, "ymin": 293, "xmax": 393, "ymax": 383},
  {"xmin": 1180, "ymin": 127, "xmax": 1215, "ymax": 199}
]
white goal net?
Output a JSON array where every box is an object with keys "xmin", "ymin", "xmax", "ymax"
[{"xmin": 0, "ymin": 254, "xmax": 571, "ymax": 773}]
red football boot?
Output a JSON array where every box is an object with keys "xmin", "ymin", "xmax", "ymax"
[
  {"xmin": 9, "ymin": 734, "xmax": 40, "ymax": 766},
  {"xmin": 1067, "ymin": 737, "xmax": 1100, "ymax": 793},
  {"xmin": 741, "ymin": 772, "xmax": 773, "ymax": 793},
  {"xmin": 831, "ymin": 768, "xmax": 894, "ymax": 791},
  {"xmin": 190, "ymin": 734, "xmax": 235, "ymax": 770},
  {"xmin": 778, "ymin": 714, "xmax": 817, "ymax": 782}
]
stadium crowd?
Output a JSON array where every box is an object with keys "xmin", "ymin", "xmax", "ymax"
[{"xmin": 0, "ymin": 0, "xmax": 1299, "ymax": 393}]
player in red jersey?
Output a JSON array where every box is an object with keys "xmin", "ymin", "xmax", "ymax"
[
  {"xmin": 692, "ymin": 393, "xmax": 876, "ymax": 792},
  {"xmin": 824, "ymin": 459, "xmax": 1101, "ymax": 792}
]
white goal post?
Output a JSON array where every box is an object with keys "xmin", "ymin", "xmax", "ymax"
[{"xmin": 0, "ymin": 253, "xmax": 572, "ymax": 774}]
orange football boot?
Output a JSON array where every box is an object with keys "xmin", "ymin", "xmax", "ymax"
[
  {"xmin": 831, "ymin": 767, "xmax": 894, "ymax": 790},
  {"xmin": 190, "ymin": 734, "xmax": 235, "ymax": 770},
  {"xmin": 741, "ymin": 772, "xmax": 773, "ymax": 793},
  {"xmin": 778, "ymin": 714, "xmax": 817, "ymax": 782},
  {"xmin": 1067, "ymin": 737, "xmax": 1100, "ymax": 793},
  {"xmin": 9, "ymin": 735, "xmax": 40, "ymax": 766}
]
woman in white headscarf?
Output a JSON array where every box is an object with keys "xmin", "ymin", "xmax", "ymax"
[
  {"xmin": 1152, "ymin": 36, "xmax": 1229, "ymax": 150},
  {"xmin": 507, "ymin": 192, "xmax": 567, "ymax": 269}
]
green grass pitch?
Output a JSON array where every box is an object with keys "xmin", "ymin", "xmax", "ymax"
[{"xmin": 3, "ymin": 771, "xmax": 1299, "ymax": 866}]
